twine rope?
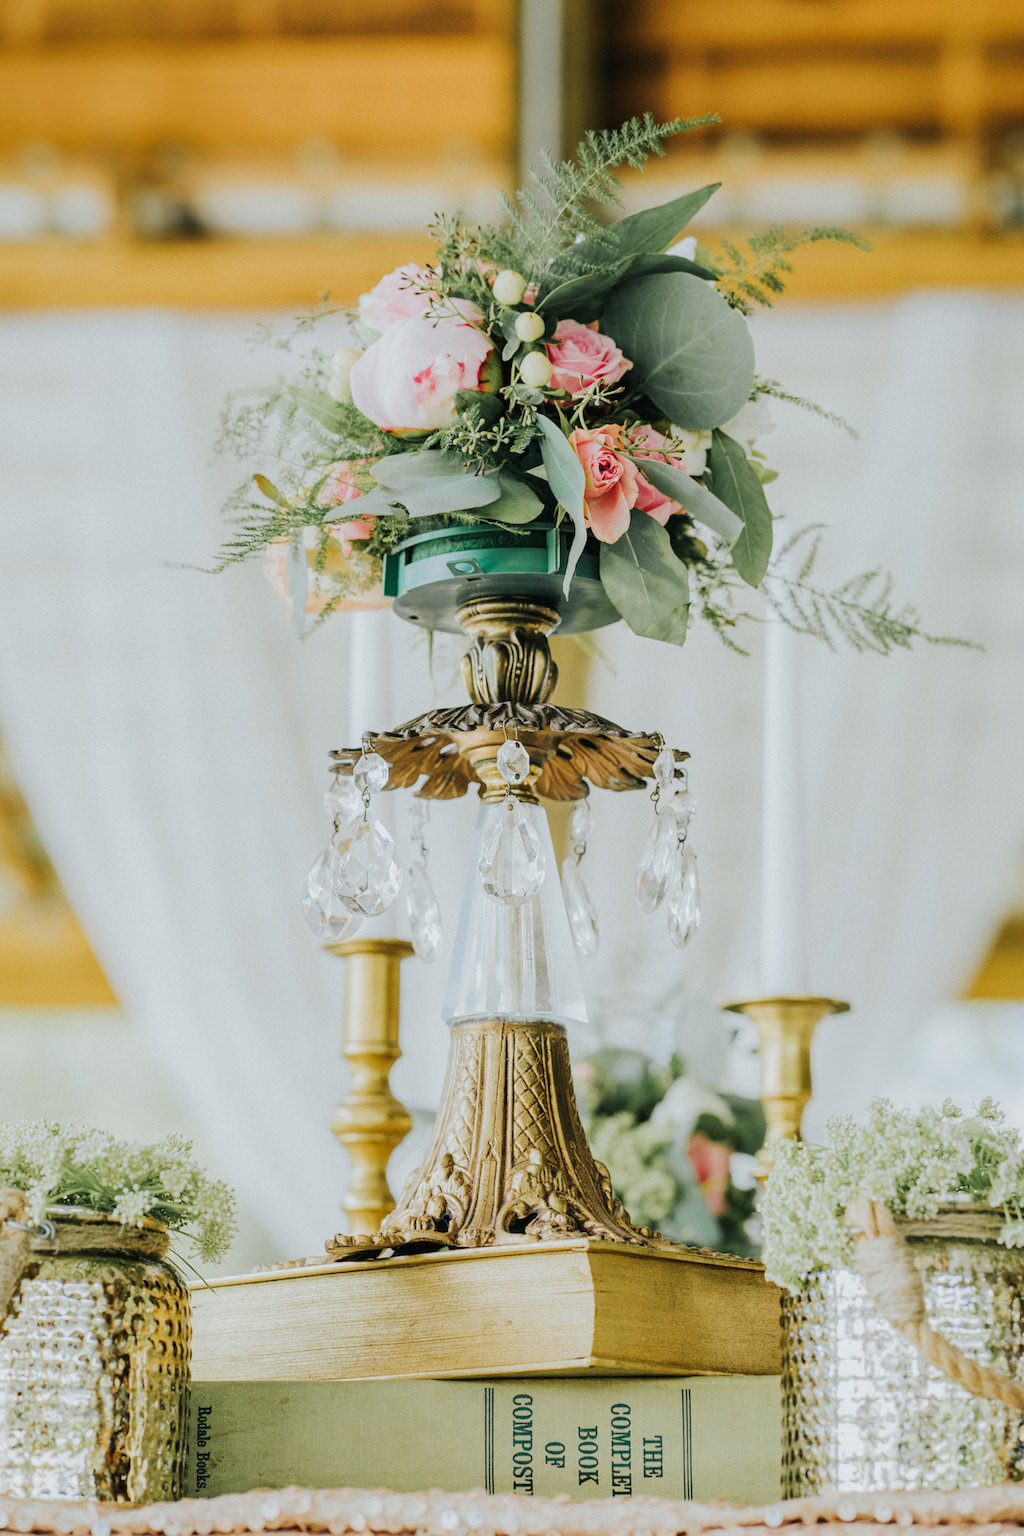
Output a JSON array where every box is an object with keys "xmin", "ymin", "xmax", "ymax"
[
  {"xmin": 847, "ymin": 1194, "xmax": 1024, "ymax": 1411},
  {"xmin": 0, "ymin": 1188, "xmax": 31, "ymax": 1326}
]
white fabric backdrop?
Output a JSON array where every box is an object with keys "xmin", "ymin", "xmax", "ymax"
[{"xmin": 0, "ymin": 293, "xmax": 1021, "ymax": 1254}]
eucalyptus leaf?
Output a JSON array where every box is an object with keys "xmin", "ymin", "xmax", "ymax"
[
  {"xmin": 630, "ymin": 455, "xmax": 742, "ymax": 544},
  {"xmin": 709, "ymin": 430, "xmax": 773, "ymax": 586},
  {"xmin": 578, "ymin": 183, "xmax": 721, "ymax": 263},
  {"xmin": 540, "ymin": 252, "xmax": 716, "ymax": 324},
  {"xmin": 285, "ymin": 385, "xmax": 364, "ymax": 436},
  {"xmin": 598, "ymin": 512, "xmax": 690, "ymax": 646},
  {"xmin": 371, "ymin": 450, "xmax": 501, "ymax": 518},
  {"xmin": 476, "ymin": 475, "xmax": 544, "ymax": 525},
  {"xmin": 602, "ymin": 274, "xmax": 755, "ymax": 428},
  {"xmin": 535, "ymin": 414, "xmax": 587, "ymax": 597}
]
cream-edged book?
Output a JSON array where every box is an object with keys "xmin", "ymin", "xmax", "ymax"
[{"xmin": 191, "ymin": 1239, "xmax": 781, "ymax": 1382}]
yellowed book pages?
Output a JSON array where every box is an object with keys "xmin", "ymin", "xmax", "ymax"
[
  {"xmin": 192, "ymin": 1240, "xmax": 781, "ymax": 1382},
  {"xmin": 187, "ymin": 1376, "xmax": 781, "ymax": 1503}
]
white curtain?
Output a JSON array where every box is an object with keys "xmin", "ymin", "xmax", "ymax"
[
  {"xmin": 583, "ymin": 293, "xmax": 1024, "ymax": 1129},
  {"xmin": 0, "ymin": 294, "xmax": 1021, "ymax": 1256}
]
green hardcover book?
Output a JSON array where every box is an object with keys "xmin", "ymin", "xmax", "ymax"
[{"xmin": 187, "ymin": 1375, "xmax": 781, "ymax": 1503}]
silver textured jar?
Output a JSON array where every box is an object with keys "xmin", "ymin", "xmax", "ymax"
[
  {"xmin": 782, "ymin": 1228, "xmax": 1024, "ymax": 1495},
  {"xmin": 0, "ymin": 1206, "xmax": 191, "ymax": 1501}
]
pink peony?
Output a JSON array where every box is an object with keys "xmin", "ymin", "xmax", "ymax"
[
  {"xmin": 546, "ymin": 318, "xmax": 632, "ymax": 398},
  {"xmin": 687, "ymin": 1131, "xmax": 732, "ymax": 1219},
  {"xmin": 569, "ymin": 425, "xmax": 640, "ymax": 543},
  {"xmin": 350, "ymin": 314, "xmax": 496, "ymax": 433},
  {"xmin": 358, "ymin": 264, "xmax": 435, "ymax": 332}
]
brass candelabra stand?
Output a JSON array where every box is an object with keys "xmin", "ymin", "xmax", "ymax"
[
  {"xmin": 327, "ymin": 936, "xmax": 414, "ymax": 1235},
  {"xmin": 325, "ymin": 594, "xmax": 684, "ymax": 1259},
  {"xmin": 724, "ymin": 995, "xmax": 850, "ymax": 1177}
]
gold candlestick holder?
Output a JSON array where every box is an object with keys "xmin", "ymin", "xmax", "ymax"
[
  {"xmin": 327, "ymin": 936, "xmax": 415, "ymax": 1234},
  {"xmin": 723, "ymin": 996, "xmax": 850, "ymax": 1177}
]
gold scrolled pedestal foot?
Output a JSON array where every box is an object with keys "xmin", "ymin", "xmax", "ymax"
[
  {"xmin": 723, "ymin": 996, "xmax": 850, "ymax": 1179},
  {"xmin": 326, "ymin": 937, "xmax": 415, "ymax": 1236}
]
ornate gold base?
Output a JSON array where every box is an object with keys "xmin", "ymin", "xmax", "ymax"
[
  {"xmin": 723, "ymin": 995, "xmax": 850, "ymax": 1177},
  {"xmin": 327, "ymin": 1016, "xmax": 661, "ymax": 1258}
]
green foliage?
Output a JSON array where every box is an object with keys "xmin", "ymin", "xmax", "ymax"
[
  {"xmin": 762, "ymin": 1098, "xmax": 1024, "ymax": 1291},
  {"xmin": 603, "ymin": 271, "xmax": 755, "ymax": 427},
  {"xmin": 707, "ymin": 428, "xmax": 773, "ymax": 585},
  {"xmin": 712, "ymin": 225, "xmax": 871, "ymax": 313},
  {"xmin": 599, "ymin": 511, "xmax": 691, "ymax": 645},
  {"xmin": 498, "ymin": 112, "xmax": 718, "ymax": 278},
  {"xmin": 0, "ymin": 1120, "xmax": 237, "ymax": 1264}
]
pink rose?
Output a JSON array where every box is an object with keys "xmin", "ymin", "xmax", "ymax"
[
  {"xmin": 569, "ymin": 425, "xmax": 640, "ymax": 544},
  {"xmin": 358, "ymin": 264, "xmax": 434, "ymax": 332},
  {"xmin": 631, "ymin": 425, "xmax": 687, "ymax": 524},
  {"xmin": 350, "ymin": 314, "xmax": 496, "ymax": 433},
  {"xmin": 318, "ymin": 460, "xmax": 368, "ymax": 507},
  {"xmin": 547, "ymin": 319, "xmax": 632, "ymax": 397},
  {"xmin": 687, "ymin": 1131, "xmax": 731, "ymax": 1218}
]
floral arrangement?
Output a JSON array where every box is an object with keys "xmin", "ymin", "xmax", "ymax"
[
  {"xmin": 575, "ymin": 1045, "xmax": 764, "ymax": 1256},
  {"xmin": 215, "ymin": 115, "xmax": 936, "ymax": 653},
  {"xmin": 0, "ymin": 1121, "xmax": 237, "ymax": 1264},
  {"xmin": 761, "ymin": 1097, "xmax": 1024, "ymax": 1291}
]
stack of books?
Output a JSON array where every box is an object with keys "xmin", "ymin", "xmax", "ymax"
[{"xmin": 188, "ymin": 1238, "xmax": 782, "ymax": 1502}]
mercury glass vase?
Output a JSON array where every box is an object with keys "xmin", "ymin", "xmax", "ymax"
[
  {"xmin": 0, "ymin": 1206, "xmax": 190, "ymax": 1501},
  {"xmin": 782, "ymin": 1228, "xmax": 1024, "ymax": 1495}
]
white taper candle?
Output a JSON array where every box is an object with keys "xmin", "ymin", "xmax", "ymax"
[{"xmin": 760, "ymin": 618, "xmax": 810, "ymax": 995}]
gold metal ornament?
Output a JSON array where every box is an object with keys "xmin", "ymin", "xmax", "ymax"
[
  {"xmin": 327, "ymin": 1018, "xmax": 661, "ymax": 1259},
  {"xmin": 325, "ymin": 591, "xmax": 686, "ymax": 1259},
  {"xmin": 327, "ymin": 937, "xmax": 415, "ymax": 1234},
  {"xmin": 723, "ymin": 995, "xmax": 850, "ymax": 1176},
  {"xmin": 0, "ymin": 1207, "xmax": 189, "ymax": 1501}
]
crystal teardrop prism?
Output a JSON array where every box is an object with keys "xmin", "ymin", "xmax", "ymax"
[
  {"xmin": 330, "ymin": 817, "xmax": 402, "ymax": 917},
  {"xmin": 302, "ymin": 848, "xmax": 364, "ymax": 942},
  {"xmin": 477, "ymin": 798, "xmax": 545, "ymax": 905},
  {"xmin": 405, "ymin": 858, "xmax": 443, "ymax": 963},
  {"xmin": 635, "ymin": 810, "xmax": 679, "ymax": 912},
  {"xmin": 660, "ymin": 786, "xmax": 697, "ymax": 828},
  {"xmin": 667, "ymin": 845, "xmax": 702, "ymax": 949},
  {"xmin": 561, "ymin": 857, "xmax": 599, "ymax": 957}
]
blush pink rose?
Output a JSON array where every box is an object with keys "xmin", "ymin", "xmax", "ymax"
[
  {"xmin": 350, "ymin": 314, "xmax": 496, "ymax": 433},
  {"xmin": 569, "ymin": 425, "xmax": 640, "ymax": 543},
  {"xmin": 687, "ymin": 1131, "xmax": 731, "ymax": 1218},
  {"xmin": 358, "ymin": 264, "xmax": 434, "ymax": 332},
  {"xmin": 631, "ymin": 425, "xmax": 688, "ymax": 524},
  {"xmin": 547, "ymin": 319, "xmax": 632, "ymax": 397}
]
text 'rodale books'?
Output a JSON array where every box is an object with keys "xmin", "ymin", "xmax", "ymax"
[{"xmin": 187, "ymin": 1375, "xmax": 782, "ymax": 1503}]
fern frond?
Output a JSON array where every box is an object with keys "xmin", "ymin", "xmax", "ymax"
[
  {"xmin": 754, "ymin": 378, "xmax": 858, "ymax": 438},
  {"xmin": 714, "ymin": 225, "xmax": 870, "ymax": 312}
]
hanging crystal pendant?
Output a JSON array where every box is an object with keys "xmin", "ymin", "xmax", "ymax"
[
  {"xmin": 405, "ymin": 858, "xmax": 444, "ymax": 962},
  {"xmin": 478, "ymin": 798, "xmax": 545, "ymax": 905},
  {"xmin": 568, "ymin": 796, "xmax": 593, "ymax": 848},
  {"xmin": 496, "ymin": 737, "xmax": 531, "ymax": 785},
  {"xmin": 353, "ymin": 751, "xmax": 390, "ymax": 796},
  {"xmin": 653, "ymin": 744, "xmax": 677, "ymax": 788},
  {"xmin": 561, "ymin": 856, "xmax": 599, "ymax": 957},
  {"xmin": 635, "ymin": 810, "xmax": 679, "ymax": 912},
  {"xmin": 303, "ymin": 847, "xmax": 364, "ymax": 942},
  {"xmin": 330, "ymin": 817, "xmax": 403, "ymax": 917},
  {"xmin": 324, "ymin": 775, "xmax": 363, "ymax": 828},
  {"xmin": 667, "ymin": 844, "xmax": 702, "ymax": 949}
]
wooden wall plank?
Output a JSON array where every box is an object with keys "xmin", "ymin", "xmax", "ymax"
[{"xmin": 0, "ymin": 37, "xmax": 516, "ymax": 153}]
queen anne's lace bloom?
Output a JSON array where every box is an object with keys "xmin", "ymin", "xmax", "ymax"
[
  {"xmin": 0, "ymin": 1120, "xmax": 236, "ymax": 1263},
  {"xmin": 762, "ymin": 1097, "xmax": 1024, "ymax": 1291}
]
